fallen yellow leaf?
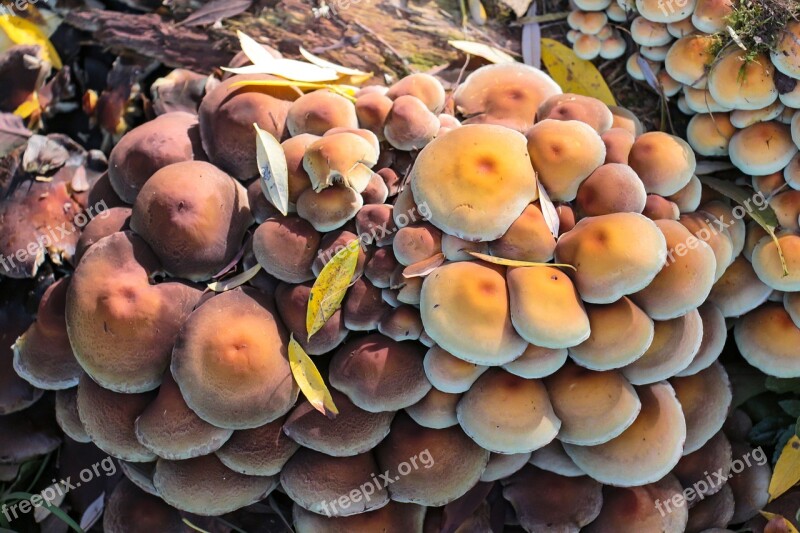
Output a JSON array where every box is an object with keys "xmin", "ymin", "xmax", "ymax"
[
  {"xmin": 228, "ymin": 79, "xmax": 357, "ymax": 101},
  {"xmin": 467, "ymin": 251, "xmax": 576, "ymax": 271},
  {"xmin": 760, "ymin": 511, "xmax": 800, "ymax": 533},
  {"xmin": 288, "ymin": 335, "xmax": 339, "ymax": 419},
  {"xmin": 13, "ymin": 92, "xmax": 39, "ymax": 119},
  {"xmin": 0, "ymin": 15, "xmax": 61, "ymax": 69},
  {"xmin": 306, "ymin": 239, "xmax": 360, "ymax": 340},
  {"xmin": 769, "ymin": 435, "xmax": 800, "ymax": 501},
  {"xmin": 540, "ymin": 37, "xmax": 614, "ymax": 106}
]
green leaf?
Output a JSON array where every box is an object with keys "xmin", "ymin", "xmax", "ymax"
[
  {"xmin": 289, "ymin": 335, "xmax": 339, "ymax": 419},
  {"xmin": 207, "ymin": 264, "xmax": 262, "ymax": 292},
  {"xmin": 699, "ymin": 176, "xmax": 788, "ymax": 276},
  {"xmin": 254, "ymin": 123, "xmax": 289, "ymax": 216},
  {"xmin": 467, "ymin": 251, "xmax": 576, "ymax": 271},
  {"xmin": 306, "ymin": 239, "xmax": 359, "ymax": 340},
  {"xmin": 540, "ymin": 38, "xmax": 616, "ymax": 106},
  {"xmin": 2, "ymin": 492, "xmax": 83, "ymax": 533}
]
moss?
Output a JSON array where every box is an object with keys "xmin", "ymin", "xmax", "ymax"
[{"xmin": 721, "ymin": 0, "xmax": 799, "ymax": 61}]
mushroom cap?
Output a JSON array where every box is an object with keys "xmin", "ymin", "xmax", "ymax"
[
  {"xmin": 502, "ymin": 344, "xmax": 569, "ymax": 379},
  {"xmin": 130, "ymin": 161, "xmax": 252, "ymax": 281},
  {"xmin": 405, "ymin": 387, "xmax": 460, "ymax": 429},
  {"xmin": 313, "ymin": 229, "xmax": 368, "ymax": 281},
  {"xmin": 420, "ymin": 261, "xmax": 527, "ymax": 365},
  {"xmin": 281, "ymin": 449, "xmax": 389, "ymax": 517},
  {"xmin": 330, "ymin": 333, "xmax": 431, "ymax": 412},
  {"xmin": 215, "ymin": 415, "xmax": 298, "ymax": 476},
  {"xmin": 630, "ymin": 16, "xmax": 673, "ymax": 45},
  {"xmin": 393, "ymin": 222, "xmax": 442, "ymax": 266},
  {"xmin": 453, "ymin": 63, "xmax": 562, "ymax": 132},
  {"xmin": 423, "ymin": 345, "xmax": 487, "ymax": 393},
  {"xmin": 730, "ymin": 101, "xmax": 785, "ymax": 129},
  {"xmin": 171, "ymin": 288, "xmax": 298, "ymax": 429},
  {"xmin": 529, "ymin": 440, "xmax": 585, "ymax": 477},
  {"xmin": 502, "ymin": 465, "xmax": 603, "ymax": 531},
  {"xmin": 584, "ymin": 475, "xmax": 689, "ymax": 532},
  {"xmin": 253, "ymin": 215, "xmax": 321, "ymax": 283},
  {"xmin": 134, "ymin": 373, "xmax": 233, "ymax": 460},
  {"xmin": 786, "ymin": 153, "xmax": 800, "ymax": 191},
  {"xmin": 488, "ymin": 203, "xmax": 556, "ymax": 263},
  {"xmin": 13, "ymin": 277, "xmax": 82, "ymax": 390},
  {"xmin": 686, "ymin": 113, "xmax": 736, "ymax": 156},
  {"xmin": 628, "ymin": 131, "xmax": 696, "ymax": 196},
  {"xmin": 546, "ymin": 362, "xmax": 641, "ymax": 445},
  {"xmin": 457, "ymin": 368, "xmax": 560, "ymax": 454},
  {"xmin": 554, "ymin": 212, "xmax": 668, "ymax": 304},
  {"xmin": 679, "ymin": 211, "xmax": 734, "ymax": 282},
  {"xmin": 772, "ymin": 21, "xmax": 800, "ymax": 79},
  {"xmin": 786, "ymin": 291, "xmax": 800, "ymax": 328},
  {"xmin": 108, "ymin": 112, "xmax": 205, "ymax": 204},
  {"xmin": 563, "ymin": 381, "xmax": 686, "ymax": 486},
  {"xmin": 0, "ymin": 288, "xmax": 40, "ymax": 414},
  {"xmin": 709, "ymin": 255, "xmax": 772, "ymax": 317},
  {"xmin": 643, "ymin": 194, "xmax": 681, "ymax": 221},
  {"xmin": 677, "ymin": 302, "xmax": 728, "ymax": 376},
  {"xmin": 667, "ymin": 174, "xmax": 702, "ymax": 213},
  {"xmin": 751, "ymin": 231, "xmax": 800, "ymax": 291},
  {"xmin": 526, "ymin": 119, "xmax": 606, "ymax": 202},
  {"xmin": 303, "ymin": 131, "xmax": 378, "ymax": 193},
  {"xmin": 637, "ymin": 0, "xmax": 696, "ymax": 21},
  {"xmin": 66, "ymin": 232, "xmax": 203, "ymax": 393},
  {"xmin": 608, "ymin": 105, "xmax": 644, "ymax": 137},
  {"xmin": 667, "ymin": 15, "xmax": 697, "ymax": 38},
  {"xmin": 780, "ymin": 81, "xmax": 800, "ymax": 108},
  {"xmin": 76, "ymin": 373, "xmax": 157, "ymax": 462},
  {"xmin": 410, "ymin": 124, "xmax": 538, "ymax": 241},
  {"xmin": 621, "ymin": 309, "xmax": 703, "ymax": 385},
  {"xmin": 103, "ymin": 478, "xmax": 184, "ymax": 533},
  {"xmin": 355, "ymin": 203, "xmax": 396, "ymax": 247},
  {"xmin": 575, "ymin": 163, "xmax": 647, "ymax": 216},
  {"xmin": 355, "ymin": 92, "xmax": 393, "ymax": 139},
  {"xmin": 578, "ymin": 11, "xmax": 609, "ymax": 33},
  {"xmin": 287, "ymin": 90, "xmax": 359, "ymax": 136},
  {"xmin": 599, "ymin": 34, "xmax": 627, "ymax": 59},
  {"xmin": 281, "ymin": 133, "xmax": 319, "ymax": 204},
  {"xmin": 480, "ymin": 452, "xmax": 531, "ymax": 482},
  {"xmin": 507, "ymin": 266, "xmax": 591, "ymax": 349},
  {"xmin": 735, "ymin": 303, "xmax": 800, "ymax": 377},
  {"xmin": 601, "ymin": 127, "xmax": 635, "ymax": 164},
  {"xmin": 687, "ymin": 483, "xmax": 736, "ymax": 532},
  {"xmin": 537, "ymin": 93, "xmax": 614, "ymax": 134},
  {"xmin": 119, "ymin": 461, "xmax": 158, "ymax": 496},
  {"xmin": 665, "ymin": 35, "xmax": 717, "ymax": 89},
  {"xmin": 641, "ymin": 44, "xmax": 672, "ymax": 62},
  {"xmin": 198, "ymin": 74, "xmax": 296, "ymax": 181},
  {"xmin": 343, "ymin": 277, "xmax": 391, "ymax": 331},
  {"xmin": 375, "ymin": 412, "xmax": 490, "ymax": 506},
  {"xmin": 630, "ymin": 219, "xmax": 717, "ymax": 320},
  {"xmin": 708, "ymin": 50, "xmax": 777, "ymax": 110},
  {"xmin": 574, "ymin": 34, "xmax": 602, "ymax": 60},
  {"xmin": 673, "ymin": 431, "xmax": 732, "ymax": 504},
  {"xmin": 376, "ymin": 304, "xmax": 424, "ymax": 340},
  {"xmin": 670, "ymin": 362, "xmax": 731, "ymax": 454},
  {"xmin": 770, "ymin": 190, "xmax": 800, "ymax": 231},
  {"xmin": 154, "ymin": 454, "xmax": 278, "ymax": 516},
  {"xmin": 296, "ymin": 184, "xmax": 364, "ymax": 232},
  {"xmin": 683, "ymin": 86, "xmax": 733, "ymax": 113},
  {"xmin": 729, "ymin": 121, "xmax": 798, "ymax": 175},
  {"xmin": 384, "ymin": 95, "xmax": 440, "ymax": 151},
  {"xmin": 692, "ymin": 0, "xmax": 734, "ymax": 33},
  {"xmin": 569, "ymin": 297, "xmax": 654, "ymax": 371},
  {"xmin": 727, "ymin": 441, "xmax": 771, "ymax": 523},
  {"xmin": 293, "ymin": 502, "xmax": 426, "ymax": 533},
  {"xmin": 386, "ymin": 73, "xmax": 446, "ymax": 113},
  {"xmin": 285, "ymin": 389, "xmax": 395, "ymax": 455},
  {"xmin": 274, "ymin": 282, "xmax": 347, "ymax": 356},
  {"xmin": 752, "ymin": 172, "xmax": 788, "ymax": 197},
  {"xmin": 55, "ymin": 387, "xmax": 90, "ymax": 443},
  {"xmin": 0, "ymin": 398, "xmax": 61, "ymax": 463},
  {"xmin": 74, "ymin": 206, "xmax": 132, "ymax": 263}
]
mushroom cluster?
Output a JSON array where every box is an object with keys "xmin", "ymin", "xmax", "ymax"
[{"xmin": 9, "ymin": 52, "xmax": 784, "ymax": 531}]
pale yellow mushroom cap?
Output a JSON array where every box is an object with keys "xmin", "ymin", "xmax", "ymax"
[
  {"xmin": 686, "ymin": 113, "xmax": 736, "ymax": 156},
  {"xmin": 665, "ymin": 34, "xmax": 718, "ymax": 89},
  {"xmin": 772, "ymin": 21, "xmax": 800, "ymax": 80},
  {"xmin": 637, "ymin": 0, "xmax": 696, "ymax": 22},
  {"xmin": 502, "ymin": 344, "xmax": 569, "ymax": 379},
  {"xmin": 708, "ymin": 50, "xmax": 778, "ymax": 111},
  {"xmin": 751, "ymin": 231, "xmax": 800, "ymax": 291},
  {"xmin": 729, "ymin": 121, "xmax": 798, "ymax": 175},
  {"xmin": 628, "ymin": 131, "xmax": 696, "ymax": 196},
  {"xmin": 708, "ymin": 255, "xmax": 772, "ymax": 318},
  {"xmin": 692, "ymin": 0, "xmax": 733, "ymax": 33},
  {"xmin": 735, "ymin": 303, "xmax": 800, "ymax": 377}
]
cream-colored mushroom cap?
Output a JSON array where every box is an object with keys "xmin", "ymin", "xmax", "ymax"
[
  {"xmin": 574, "ymin": 34, "xmax": 602, "ymax": 60},
  {"xmin": 670, "ymin": 361, "xmax": 731, "ymax": 454},
  {"xmin": 628, "ymin": 131, "xmax": 696, "ymax": 196},
  {"xmin": 735, "ymin": 303, "xmax": 800, "ymax": 377},
  {"xmin": 286, "ymin": 90, "xmax": 358, "ymax": 136},
  {"xmin": 692, "ymin": 0, "xmax": 733, "ymax": 33},
  {"xmin": 502, "ymin": 344, "xmax": 569, "ymax": 379},
  {"xmin": 302, "ymin": 131, "xmax": 378, "ymax": 193},
  {"xmin": 584, "ymin": 475, "xmax": 689, "ymax": 531},
  {"xmin": 676, "ymin": 302, "xmax": 727, "ymax": 376},
  {"xmin": 667, "ymin": 174, "xmax": 702, "ymax": 213},
  {"xmin": 708, "ymin": 256, "xmax": 772, "ymax": 318},
  {"xmin": 423, "ymin": 345, "xmax": 487, "ymax": 393},
  {"xmin": 679, "ymin": 211, "xmax": 734, "ymax": 282},
  {"xmin": 600, "ymin": 34, "xmax": 627, "ymax": 59},
  {"xmin": 772, "ymin": 21, "xmax": 800, "ymax": 79},
  {"xmin": 683, "ymin": 87, "xmax": 733, "ymax": 113},
  {"xmin": 729, "ymin": 121, "xmax": 798, "ymax": 175},
  {"xmin": 665, "ymin": 35, "xmax": 718, "ymax": 89},
  {"xmin": 405, "ymin": 388, "xmax": 459, "ymax": 429},
  {"xmin": 554, "ymin": 212, "xmax": 667, "ymax": 304},
  {"xmin": 730, "ymin": 101, "xmax": 785, "ymax": 129},
  {"xmin": 537, "ymin": 93, "xmax": 614, "ymax": 133},
  {"xmin": 686, "ymin": 113, "xmax": 736, "ymax": 156},
  {"xmin": 569, "ymin": 297, "xmax": 654, "ymax": 370},
  {"xmin": 410, "ymin": 124, "xmax": 538, "ymax": 241},
  {"xmin": 637, "ymin": 0, "xmax": 696, "ymax": 21},
  {"xmin": 420, "ymin": 261, "xmax": 527, "ymax": 365},
  {"xmin": 667, "ymin": 16, "xmax": 697, "ymax": 38},
  {"xmin": 708, "ymin": 50, "xmax": 777, "ymax": 110},
  {"xmin": 457, "ymin": 368, "xmax": 560, "ymax": 454},
  {"xmin": 529, "ymin": 440, "xmax": 585, "ymax": 477},
  {"xmin": 631, "ymin": 17, "xmax": 672, "ymax": 45},
  {"xmin": 786, "ymin": 292, "xmax": 800, "ymax": 328},
  {"xmin": 563, "ymin": 381, "xmax": 686, "ymax": 486},
  {"xmin": 751, "ymin": 231, "xmax": 800, "ymax": 291},
  {"xmin": 526, "ymin": 119, "xmax": 606, "ymax": 202},
  {"xmin": 545, "ymin": 362, "xmax": 641, "ymax": 445}
]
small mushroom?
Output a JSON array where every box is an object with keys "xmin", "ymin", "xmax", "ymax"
[
  {"xmin": 735, "ymin": 303, "xmax": 800, "ymax": 377},
  {"xmin": 253, "ymin": 215, "xmax": 321, "ymax": 283},
  {"xmin": 215, "ymin": 415, "xmax": 299, "ymax": 476},
  {"xmin": 628, "ymin": 132, "xmax": 696, "ymax": 196},
  {"xmin": 670, "ymin": 362, "xmax": 732, "ymax": 454},
  {"xmin": 423, "ymin": 345, "xmax": 488, "ymax": 393},
  {"xmin": 502, "ymin": 344, "xmax": 569, "ymax": 379},
  {"xmin": 287, "ymin": 90, "xmax": 359, "ymax": 136},
  {"xmin": 708, "ymin": 50, "xmax": 777, "ymax": 111},
  {"xmin": 584, "ymin": 475, "xmax": 689, "ymax": 531},
  {"xmin": 405, "ymin": 388, "xmax": 460, "ymax": 429},
  {"xmin": 709, "ymin": 256, "xmax": 772, "ymax": 317},
  {"xmin": 103, "ymin": 478, "xmax": 184, "ymax": 533}
]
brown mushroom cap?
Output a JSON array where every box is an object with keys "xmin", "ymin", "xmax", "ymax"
[
  {"xmin": 686, "ymin": 113, "xmax": 736, "ymax": 157},
  {"xmin": 282, "ymin": 449, "xmax": 389, "ymax": 517},
  {"xmin": 76, "ymin": 373, "xmax": 157, "ymax": 462},
  {"xmin": 198, "ymin": 74, "xmax": 296, "ymax": 181},
  {"xmin": 708, "ymin": 50, "xmax": 777, "ymax": 111},
  {"xmin": 692, "ymin": 0, "xmax": 734, "ymax": 32},
  {"xmin": 312, "ymin": 229, "xmax": 368, "ymax": 281},
  {"xmin": 507, "ymin": 266, "xmax": 591, "ymax": 349},
  {"xmin": 253, "ymin": 215, "xmax": 321, "ymax": 283},
  {"xmin": 584, "ymin": 475, "xmax": 689, "ymax": 532},
  {"xmin": 608, "ymin": 105, "xmax": 644, "ymax": 137},
  {"xmin": 628, "ymin": 132, "xmax": 696, "ymax": 196},
  {"xmin": 630, "ymin": 219, "xmax": 717, "ymax": 320},
  {"xmin": 709, "ymin": 256, "xmax": 772, "ymax": 318},
  {"xmin": 384, "ymin": 95, "xmax": 440, "ymax": 151},
  {"xmin": 677, "ymin": 302, "xmax": 727, "ymax": 376},
  {"xmin": 643, "ymin": 194, "xmax": 681, "ymax": 221},
  {"xmin": 563, "ymin": 382, "xmax": 686, "ymax": 486},
  {"xmin": 119, "ymin": 461, "xmax": 159, "ymax": 496},
  {"xmin": 103, "ymin": 477, "xmax": 184, "ymax": 533},
  {"xmin": 502, "ymin": 344, "xmax": 568, "ymax": 379},
  {"xmin": 154, "ymin": 454, "xmax": 278, "ymax": 516},
  {"xmin": 355, "ymin": 92, "xmax": 393, "ymax": 140},
  {"xmin": 420, "ymin": 261, "xmax": 527, "ymax": 365},
  {"xmin": 727, "ymin": 441, "xmax": 771, "ymax": 523},
  {"xmin": 423, "ymin": 345, "xmax": 487, "ymax": 393},
  {"xmin": 480, "ymin": 452, "xmax": 531, "ymax": 482},
  {"xmin": 55, "ymin": 387, "xmax": 90, "ymax": 443},
  {"xmin": 673, "ymin": 431, "xmax": 732, "ymax": 505},
  {"xmin": 528, "ymin": 440, "xmax": 585, "ymax": 477},
  {"xmin": 296, "ymin": 184, "xmax": 364, "ymax": 232},
  {"xmin": 108, "ymin": 112, "xmax": 205, "ymax": 204},
  {"xmin": 134, "ymin": 373, "xmax": 233, "ymax": 460},
  {"xmin": 735, "ymin": 303, "xmax": 800, "ymax": 377},
  {"xmin": 786, "ymin": 292, "xmax": 800, "ymax": 328},
  {"xmin": 330, "ymin": 333, "xmax": 431, "ymax": 412},
  {"xmin": 457, "ymin": 368, "xmax": 560, "ymax": 453},
  {"xmin": 488, "ymin": 203, "xmax": 556, "ymax": 262},
  {"xmin": 503, "ymin": 465, "xmax": 603, "ymax": 531},
  {"xmin": 453, "ymin": 63, "xmax": 562, "ymax": 132},
  {"xmin": 215, "ymin": 415, "xmax": 299, "ymax": 476},
  {"xmin": 554, "ymin": 212, "xmax": 668, "ymax": 304},
  {"xmin": 273, "ymin": 281, "xmax": 347, "ymax": 355},
  {"xmin": 172, "ymin": 288, "xmax": 298, "ymax": 429},
  {"xmin": 74, "ymin": 206, "xmax": 132, "ymax": 264},
  {"xmin": 670, "ymin": 362, "xmax": 731, "ymax": 454},
  {"xmin": 410, "ymin": 124, "xmax": 538, "ymax": 241},
  {"xmin": 293, "ymin": 501, "xmax": 426, "ymax": 533},
  {"xmin": 393, "ymin": 222, "xmax": 442, "ymax": 266},
  {"xmin": 13, "ymin": 277, "xmax": 82, "ymax": 389},
  {"xmin": 285, "ymin": 389, "xmax": 395, "ymax": 455},
  {"xmin": 343, "ymin": 277, "xmax": 391, "ymax": 331},
  {"xmin": 729, "ymin": 120, "xmax": 798, "ymax": 176},
  {"xmin": 0, "ymin": 398, "xmax": 61, "ymax": 463},
  {"xmin": 770, "ymin": 190, "xmax": 800, "ymax": 231},
  {"xmin": 405, "ymin": 387, "xmax": 460, "ymax": 429},
  {"xmin": 751, "ymin": 231, "xmax": 800, "ymax": 291},
  {"xmin": 375, "ymin": 412, "xmax": 490, "ymax": 506},
  {"xmin": 302, "ymin": 131, "xmax": 378, "ymax": 193},
  {"xmin": 630, "ymin": 16, "xmax": 672, "ymax": 45},
  {"xmin": 0, "ymin": 288, "xmax": 40, "ymax": 414},
  {"xmin": 569, "ymin": 297, "xmax": 654, "ymax": 371},
  {"xmin": 601, "ymin": 127, "xmax": 635, "ymax": 165},
  {"xmin": 772, "ymin": 21, "xmax": 800, "ymax": 79},
  {"xmin": 66, "ymin": 232, "xmax": 203, "ymax": 393},
  {"xmin": 281, "ymin": 133, "xmax": 319, "ymax": 205},
  {"xmin": 537, "ymin": 93, "xmax": 614, "ymax": 134},
  {"xmin": 526, "ymin": 119, "xmax": 606, "ymax": 202},
  {"xmin": 687, "ymin": 483, "xmax": 736, "ymax": 532},
  {"xmin": 378, "ymin": 304, "xmax": 424, "ymax": 341},
  {"xmin": 387, "ymin": 73, "xmax": 446, "ymax": 113},
  {"xmin": 287, "ymin": 90, "xmax": 359, "ymax": 137},
  {"xmin": 575, "ymin": 163, "xmax": 647, "ymax": 216},
  {"xmin": 665, "ymin": 35, "xmax": 717, "ymax": 89}
]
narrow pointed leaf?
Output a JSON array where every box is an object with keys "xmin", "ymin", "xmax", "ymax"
[
  {"xmin": 236, "ymin": 30, "xmax": 280, "ymax": 66},
  {"xmin": 521, "ymin": 2, "xmax": 541, "ymax": 68},
  {"xmin": 306, "ymin": 240, "xmax": 360, "ymax": 340},
  {"xmin": 537, "ymin": 182, "xmax": 559, "ymax": 237},
  {"xmin": 540, "ymin": 38, "xmax": 615, "ymax": 106},
  {"xmin": 254, "ymin": 123, "xmax": 289, "ymax": 215},
  {"xmin": 289, "ymin": 335, "xmax": 339, "ymax": 419},
  {"xmin": 298, "ymin": 46, "xmax": 371, "ymax": 78},
  {"xmin": 768, "ymin": 435, "xmax": 800, "ymax": 501},
  {"xmin": 207, "ymin": 264, "xmax": 262, "ymax": 292},
  {"xmin": 468, "ymin": 251, "xmax": 576, "ymax": 271},
  {"xmin": 448, "ymin": 40, "xmax": 517, "ymax": 64}
]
